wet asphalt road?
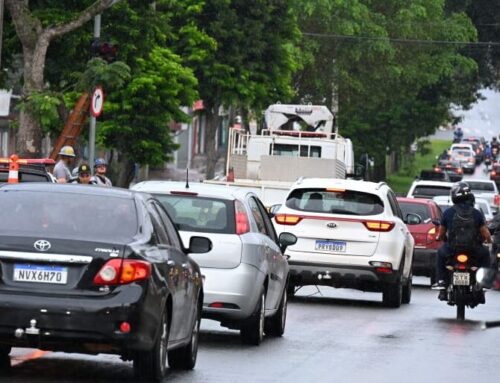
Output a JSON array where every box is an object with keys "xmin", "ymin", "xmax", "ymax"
[{"xmin": 4, "ymin": 283, "xmax": 500, "ymax": 383}]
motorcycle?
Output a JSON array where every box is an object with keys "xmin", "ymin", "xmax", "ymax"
[{"xmin": 442, "ymin": 251, "xmax": 485, "ymax": 321}]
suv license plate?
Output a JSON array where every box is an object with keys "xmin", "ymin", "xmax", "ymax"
[
  {"xmin": 453, "ymin": 272, "xmax": 470, "ymax": 286},
  {"xmin": 13, "ymin": 264, "xmax": 68, "ymax": 284},
  {"xmin": 315, "ymin": 240, "xmax": 346, "ymax": 253}
]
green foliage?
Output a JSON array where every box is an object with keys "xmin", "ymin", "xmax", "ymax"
[
  {"xmin": 18, "ymin": 92, "xmax": 61, "ymax": 134},
  {"xmin": 76, "ymin": 58, "xmax": 131, "ymax": 93}
]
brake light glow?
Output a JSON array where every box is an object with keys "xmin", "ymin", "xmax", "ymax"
[
  {"xmin": 234, "ymin": 200, "xmax": 250, "ymax": 235},
  {"xmin": 457, "ymin": 168, "xmax": 462, "ymax": 174},
  {"xmin": 434, "ymin": 167, "xmax": 440, "ymax": 172},
  {"xmin": 427, "ymin": 227, "xmax": 436, "ymax": 243},
  {"xmin": 495, "ymin": 195, "xmax": 500, "ymax": 206},
  {"xmin": 456, "ymin": 254, "xmax": 468, "ymax": 263},
  {"xmin": 119, "ymin": 322, "xmax": 131, "ymax": 334},
  {"xmin": 275, "ymin": 214, "xmax": 303, "ymax": 225},
  {"xmin": 492, "ymin": 171, "xmax": 497, "ymax": 177},
  {"xmin": 363, "ymin": 221, "xmax": 394, "ymax": 232},
  {"xmin": 93, "ymin": 259, "xmax": 151, "ymax": 285}
]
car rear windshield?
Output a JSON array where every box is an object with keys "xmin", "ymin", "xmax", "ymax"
[
  {"xmin": 154, "ymin": 194, "xmax": 235, "ymax": 234},
  {"xmin": 398, "ymin": 202, "xmax": 432, "ymax": 222},
  {"xmin": 0, "ymin": 190, "xmax": 137, "ymax": 241},
  {"xmin": 285, "ymin": 188, "xmax": 384, "ymax": 216},
  {"xmin": 420, "ymin": 170, "xmax": 446, "ymax": 181},
  {"xmin": 412, "ymin": 185, "xmax": 451, "ymax": 198},
  {"xmin": 466, "ymin": 182, "xmax": 495, "ymax": 192},
  {"xmin": 452, "ymin": 149, "xmax": 473, "ymax": 157}
]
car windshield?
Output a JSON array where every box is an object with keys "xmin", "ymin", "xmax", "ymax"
[
  {"xmin": 466, "ymin": 182, "xmax": 495, "ymax": 192},
  {"xmin": 398, "ymin": 202, "xmax": 432, "ymax": 223},
  {"xmin": 154, "ymin": 194, "xmax": 235, "ymax": 234},
  {"xmin": 0, "ymin": 190, "xmax": 138, "ymax": 241},
  {"xmin": 286, "ymin": 188, "xmax": 384, "ymax": 216},
  {"xmin": 412, "ymin": 185, "xmax": 452, "ymax": 198}
]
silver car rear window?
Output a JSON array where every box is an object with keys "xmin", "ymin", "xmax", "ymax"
[
  {"xmin": 286, "ymin": 188, "xmax": 384, "ymax": 216},
  {"xmin": 154, "ymin": 195, "xmax": 235, "ymax": 234},
  {"xmin": 0, "ymin": 190, "xmax": 137, "ymax": 241},
  {"xmin": 466, "ymin": 182, "xmax": 495, "ymax": 192}
]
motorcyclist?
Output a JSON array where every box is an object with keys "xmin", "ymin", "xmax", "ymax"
[
  {"xmin": 453, "ymin": 127, "xmax": 463, "ymax": 142},
  {"xmin": 484, "ymin": 143, "xmax": 492, "ymax": 159},
  {"xmin": 432, "ymin": 182, "xmax": 492, "ymax": 299}
]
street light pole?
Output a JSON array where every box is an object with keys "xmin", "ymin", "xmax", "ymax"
[{"xmin": 88, "ymin": 14, "xmax": 101, "ymax": 173}]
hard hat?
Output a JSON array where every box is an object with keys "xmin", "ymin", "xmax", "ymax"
[
  {"xmin": 59, "ymin": 146, "xmax": 76, "ymax": 157},
  {"xmin": 78, "ymin": 163, "xmax": 91, "ymax": 175},
  {"xmin": 94, "ymin": 158, "xmax": 107, "ymax": 167}
]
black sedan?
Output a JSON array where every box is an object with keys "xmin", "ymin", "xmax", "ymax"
[{"xmin": 0, "ymin": 183, "xmax": 211, "ymax": 381}]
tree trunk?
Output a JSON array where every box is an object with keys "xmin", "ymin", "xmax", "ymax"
[{"xmin": 204, "ymin": 103, "xmax": 220, "ymax": 180}]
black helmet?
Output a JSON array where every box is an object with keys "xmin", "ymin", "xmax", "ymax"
[{"xmin": 451, "ymin": 182, "xmax": 474, "ymax": 204}]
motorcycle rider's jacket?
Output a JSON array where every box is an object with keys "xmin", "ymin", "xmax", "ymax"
[{"xmin": 442, "ymin": 203, "xmax": 484, "ymax": 252}]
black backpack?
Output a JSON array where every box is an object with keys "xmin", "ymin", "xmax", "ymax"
[{"xmin": 448, "ymin": 205, "xmax": 479, "ymax": 252}]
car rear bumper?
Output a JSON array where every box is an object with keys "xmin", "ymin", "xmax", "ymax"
[
  {"xmin": 412, "ymin": 248, "xmax": 437, "ymax": 277},
  {"xmin": 0, "ymin": 284, "xmax": 157, "ymax": 354},
  {"xmin": 288, "ymin": 261, "xmax": 401, "ymax": 292},
  {"xmin": 200, "ymin": 263, "xmax": 266, "ymax": 322}
]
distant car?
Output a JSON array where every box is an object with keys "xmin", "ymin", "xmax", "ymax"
[
  {"xmin": 437, "ymin": 161, "xmax": 463, "ymax": 182},
  {"xmin": 419, "ymin": 169, "xmax": 451, "ymax": 182},
  {"xmin": 432, "ymin": 196, "xmax": 493, "ymax": 223},
  {"xmin": 132, "ymin": 181, "xmax": 296, "ymax": 345},
  {"xmin": 450, "ymin": 148, "xmax": 476, "ymax": 174},
  {"xmin": 465, "ymin": 180, "xmax": 500, "ymax": 213},
  {"xmin": 397, "ymin": 197, "xmax": 443, "ymax": 284},
  {"xmin": 0, "ymin": 183, "xmax": 211, "ymax": 381},
  {"xmin": 407, "ymin": 180, "xmax": 454, "ymax": 199},
  {"xmin": 462, "ymin": 136, "xmax": 485, "ymax": 163},
  {"xmin": 273, "ymin": 178, "xmax": 416, "ymax": 308}
]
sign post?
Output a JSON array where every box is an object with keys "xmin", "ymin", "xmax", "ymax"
[{"xmin": 89, "ymin": 86, "xmax": 104, "ymax": 173}]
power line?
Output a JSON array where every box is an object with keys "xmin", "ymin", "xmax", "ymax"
[{"xmin": 302, "ymin": 32, "xmax": 500, "ymax": 47}]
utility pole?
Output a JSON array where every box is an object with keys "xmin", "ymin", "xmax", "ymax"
[
  {"xmin": 88, "ymin": 14, "xmax": 101, "ymax": 173},
  {"xmin": 0, "ymin": 0, "xmax": 4, "ymax": 70}
]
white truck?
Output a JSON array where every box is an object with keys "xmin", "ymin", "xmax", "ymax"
[{"xmin": 205, "ymin": 104, "xmax": 355, "ymax": 206}]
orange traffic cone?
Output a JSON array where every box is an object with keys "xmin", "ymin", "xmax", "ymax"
[{"xmin": 8, "ymin": 154, "xmax": 19, "ymax": 184}]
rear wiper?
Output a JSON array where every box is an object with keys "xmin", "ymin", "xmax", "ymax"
[{"xmin": 329, "ymin": 209, "xmax": 360, "ymax": 215}]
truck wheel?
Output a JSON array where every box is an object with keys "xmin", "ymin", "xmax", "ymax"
[{"xmin": 241, "ymin": 291, "xmax": 265, "ymax": 345}]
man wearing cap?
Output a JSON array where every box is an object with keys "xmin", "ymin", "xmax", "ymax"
[
  {"xmin": 53, "ymin": 145, "xmax": 76, "ymax": 183},
  {"xmin": 70, "ymin": 164, "xmax": 96, "ymax": 185}
]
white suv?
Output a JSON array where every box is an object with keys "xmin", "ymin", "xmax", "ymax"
[{"xmin": 273, "ymin": 178, "xmax": 415, "ymax": 308}]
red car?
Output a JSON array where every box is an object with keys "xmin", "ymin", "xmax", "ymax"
[{"xmin": 397, "ymin": 197, "xmax": 443, "ymax": 284}]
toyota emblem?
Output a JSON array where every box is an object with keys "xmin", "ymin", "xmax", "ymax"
[
  {"xmin": 326, "ymin": 223, "xmax": 337, "ymax": 229},
  {"xmin": 34, "ymin": 240, "xmax": 51, "ymax": 252}
]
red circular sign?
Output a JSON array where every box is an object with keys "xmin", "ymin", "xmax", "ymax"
[{"xmin": 90, "ymin": 86, "xmax": 104, "ymax": 117}]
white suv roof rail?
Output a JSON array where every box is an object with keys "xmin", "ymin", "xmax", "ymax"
[{"xmin": 375, "ymin": 181, "xmax": 387, "ymax": 190}]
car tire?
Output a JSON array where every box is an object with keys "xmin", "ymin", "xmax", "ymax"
[
  {"xmin": 133, "ymin": 310, "xmax": 169, "ymax": 381},
  {"xmin": 240, "ymin": 291, "xmax": 265, "ymax": 345},
  {"xmin": 168, "ymin": 299, "xmax": 201, "ymax": 370},
  {"xmin": 265, "ymin": 287, "xmax": 288, "ymax": 337},
  {"xmin": 383, "ymin": 281, "xmax": 402, "ymax": 308},
  {"xmin": 402, "ymin": 273, "xmax": 412, "ymax": 304}
]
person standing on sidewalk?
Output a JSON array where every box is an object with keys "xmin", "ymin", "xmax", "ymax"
[{"xmin": 91, "ymin": 158, "xmax": 112, "ymax": 187}]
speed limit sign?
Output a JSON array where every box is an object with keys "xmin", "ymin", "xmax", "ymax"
[{"xmin": 90, "ymin": 86, "xmax": 104, "ymax": 117}]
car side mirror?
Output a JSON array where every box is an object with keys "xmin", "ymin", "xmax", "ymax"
[
  {"xmin": 188, "ymin": 236, "xmax": 212, "ymax": 254},
  {"xmin": 268, "ymin": 204, "xmax": 282, "ymax": 218},
  {"xmin": 278, "ymin": 232, "xmax": 297, "ymax": 253},
  {"xmin": 405, "ymin": 213, "xmax": 422, "ymax": 225}
]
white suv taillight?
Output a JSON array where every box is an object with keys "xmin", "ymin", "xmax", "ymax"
[
  {"xmin": 494, "ymin": 194, "xmax": 500, "ymax": 206},
  {"xmin": 234, "ymin": 200, "xmax": 250, "ymax": 235},
  {"xmin": 274, "ymin": 214, "xmax": 302, "ymax": 225}
]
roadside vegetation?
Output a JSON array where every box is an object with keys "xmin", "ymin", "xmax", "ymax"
[{"xmin": 387, "ymin": 139, "xmax": 452, "ymax": 195}]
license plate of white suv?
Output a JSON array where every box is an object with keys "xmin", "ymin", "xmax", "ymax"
[
  {"xmin": 453, "ymin": 272, "xmax": 470, "ymax": 286},
  {"xmin": 315, "ymin": 240, "xmax": 346, "ymax": 252},
  {"xmin": 13, "ymin": 264, "xmax": 68, "ymax": 284}
]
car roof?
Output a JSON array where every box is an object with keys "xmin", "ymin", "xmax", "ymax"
[
  {"xmin": 290, "ymin": 178, "xmax": 386, "ymax": 193},
  {"xmin": 397, "ymin": 197, "xmax": 437, "ymax": 205},
  {"xmin": 410, "ymin": 180, "xmax": 455, "ymax": 187},
  {"xmin": 0, "ymin": 182, "xmax": 135, "ymax": 199},
  {"xmin": 132, "ymin": 180, "xmax": 249, "ymax": 200}
]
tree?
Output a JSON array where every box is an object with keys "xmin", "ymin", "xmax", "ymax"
[
  {"xmin": 191, "ymin": 0, "xmax": 300, "ymax": 179},
  {"xmin": 5, "ymin": 0, "xmax": 118, "ymax": 157}
]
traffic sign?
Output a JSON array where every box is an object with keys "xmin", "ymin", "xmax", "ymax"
[{"xmin": 90, "ymin": 86, "xmax": 104, "ymax": 117}]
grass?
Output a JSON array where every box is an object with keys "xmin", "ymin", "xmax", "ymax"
[{"xmin": 387, "ymin": 139, "xmax": 452, "ymax": 195}]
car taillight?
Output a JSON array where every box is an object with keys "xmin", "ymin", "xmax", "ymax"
[
  {"xmin": 495, "ymin": 195, "xmax": 500, "ymax": 206},
  {"xmin": 427, "ymin": 227, "xmax": 436, "ymax": 243},
  {"xmin": 93, "ymin": 259, "xmax": 151, "ymax": 285},
  {"xmin": 492, "ymin": 171, "xmax": 497, "ymax": 177},
  {"xmin": 457, "ymin": 168, "xmax": 462, "ymax": 174},
  {"xmin": 275, "ymin": 214, "xmax": 302, "ymax": 225},
  {"xmin": 363, "ymin": 221, "xmax": 394, "ymax": 232},
  {"xmin": 456, "ymin": 254, "xmax": 468, "ymax": 263},
  {"xmin": 234, "ymin": 200, "xmax": 250, "ymax": 235}
]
